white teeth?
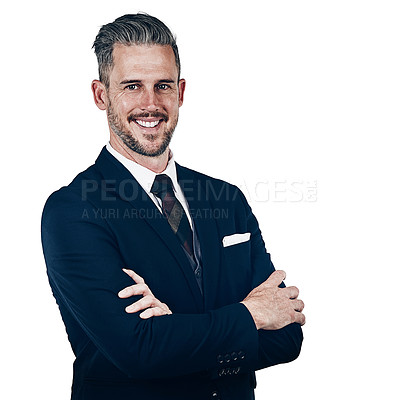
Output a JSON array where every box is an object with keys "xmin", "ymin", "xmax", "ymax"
[{"xmin": 136, "ymin": 119, "xmax": 160, "ymax": 128}]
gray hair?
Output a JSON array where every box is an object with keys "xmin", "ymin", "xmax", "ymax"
[{"xmin": 92, "ymin": 13, "xmax": 181, "ymax": 88}]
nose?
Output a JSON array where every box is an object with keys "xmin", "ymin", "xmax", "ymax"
[{"xmin": 140, "ymin": 88, "xmax": 159, "ymax": 112}]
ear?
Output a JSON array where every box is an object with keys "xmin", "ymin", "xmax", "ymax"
[
  {"xmin": 178, "ymin": 79, "xmax": 186, "ymax": 107},
  {"xmin": 91, "ymin": 80, "xmax": 107, "ymax": 110}
]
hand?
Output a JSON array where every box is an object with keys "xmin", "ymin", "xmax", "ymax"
[
  {"xmin": 118, "ymin": 268, "xmax": 172, "ymax": 319},
  {"xmin": 240, "ymin": 270, "xmax": 305, "ymax": 330}
]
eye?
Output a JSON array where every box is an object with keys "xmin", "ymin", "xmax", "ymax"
[
  {"xmin": 157, "ymin": 83, "xmax": 171, "ymax": 90},
  {"xmin": 125, "ymin": 84, "xmax": 139, "ymax": 91}
]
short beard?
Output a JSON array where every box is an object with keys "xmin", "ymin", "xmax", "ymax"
[{"xmin": 107, "ymin": 104, "xmax": 178, "ymax": 157}]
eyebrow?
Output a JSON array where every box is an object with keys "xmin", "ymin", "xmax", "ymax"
[{"xmin": 119, "ymin": 79, "xmax": 176, "ymax": 85}]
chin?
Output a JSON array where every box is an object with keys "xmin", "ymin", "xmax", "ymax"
[{"xmin": 131, "ymin": 140, "xmax": 170, "ymax": 157}]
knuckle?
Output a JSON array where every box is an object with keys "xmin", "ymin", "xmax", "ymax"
[
  {"xmin": 151, "ymin": 308, "xmax": 160, "ymax": 316},
  {"xmin": 297, "ymin": 312, "xmax": 305, "ymax": 325},
  {"xmin": 125, "ymin": 287, "xmax": 134, "ymax": 296},
  {"xmin": 134, "ymin": 274, "xmax": 145, "ymax": 284},
  {"xmin": 150, "ymin": 298, "xmax": 158, "ymax": 307},
  {"xmin": 143, "ymin": 284, "xmax": 153, "ymax": 295},
  {"xmin": 145, "ymin": 294, "xmax": 155, "ymax": 304},
  {"xmin": 129, "ymin": 285, "xmax": 140, "ymax": 294}
]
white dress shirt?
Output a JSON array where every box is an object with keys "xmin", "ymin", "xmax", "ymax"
[{"xmin": 106, "ymin": 143, "xmax": 193, "ymax": 228}]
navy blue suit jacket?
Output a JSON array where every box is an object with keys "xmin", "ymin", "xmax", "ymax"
[{"xmin": 41, "ymin": 147, "xmax": 303, "ymax": 400}]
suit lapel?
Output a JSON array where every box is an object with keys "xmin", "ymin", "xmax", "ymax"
[
  {"xmin": 176, "ymin": 164, "xmax": 221, "ymax": 310},
  {"xmin": 95, "ymin": 148, "xmax": 204, "ymax": 312}
]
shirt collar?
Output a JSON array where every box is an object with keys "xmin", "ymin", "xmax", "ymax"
[{"xmin": 106, "ymin": 142, "xmax": 179, "ymax": 194}]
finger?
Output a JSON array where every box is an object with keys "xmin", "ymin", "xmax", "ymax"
[
  {"xmin": 264, "ymin": 270, "xmax": 286, "ymax": 287},
  {"xmin": 125, "ymin": 295, "xmax": 159, "ymax": 313},
  {"xmin": 122, "ymin": 268, "xmax": 145, "ymax": 284},
  {"xmin": 139, "ymin": 307, "xmax": 172, "ymax": 319},
  {"xmin": 293, "ymin": 311, "xmax": 306, "ymax": 326},
  {"xmin": 159, "ymin": 302, "xmax": 172, "ymax": 314},
  {"xmin": 283, "ymin": 286, "xmax": 300, "ymax": 299},
  {"xmin": 146, "ymin": 298, "xmax": 170, "ymax": 312},
  {"xmin": 118, "ymin": 283, "xmax": 152, "ymax": 298},
  {"xmin": 292, "ymin": 299, "xmax": 305, "ymax": 312}
]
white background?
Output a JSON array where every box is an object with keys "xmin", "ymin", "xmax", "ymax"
[{"xmin": 1, "ymin": 0, "xmax": 399, "ymax": 398}]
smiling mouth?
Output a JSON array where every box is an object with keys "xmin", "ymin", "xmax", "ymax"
[{"xmin": 135, "ymin": 119, "xmax": 162, "ymax": 128}]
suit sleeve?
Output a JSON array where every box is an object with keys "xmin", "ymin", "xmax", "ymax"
[
  {"xmin": 41, "ymin": 188, "xmax": 259, "ymax": 380},
  {"xmin": 235, "ymin": 187, "xmax": 304, "ymax": 371}
]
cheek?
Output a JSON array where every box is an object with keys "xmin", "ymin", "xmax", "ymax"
[
  {"xmin": 111, "ymin": 93, "xmax": 135, "ymax": 115},
  {"xmin": 164, "ymin": 97, "xmax": 180, "ymax": 113}
]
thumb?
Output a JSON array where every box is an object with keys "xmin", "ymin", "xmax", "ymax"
[{"xmin": 264, "ymin": 270, "xmax": 286, "ymax": 287}]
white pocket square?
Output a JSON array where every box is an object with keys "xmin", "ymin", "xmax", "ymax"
[{"xmin": 222, "ymin": 232, "xmax": 251, "ymax": 247}]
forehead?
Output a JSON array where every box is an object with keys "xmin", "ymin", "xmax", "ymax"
[{"xmin": 110, "ymin": 44, "xmax": 178, "ymax": 82}]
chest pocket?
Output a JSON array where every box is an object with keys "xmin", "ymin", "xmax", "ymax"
[{"xmin": 219, "ymin": 239, "xmax": 252, "ymax": 303}]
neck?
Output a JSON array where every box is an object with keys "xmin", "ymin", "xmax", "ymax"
[{"xmin": 109, "ymin": 134, "xmax": 169, "ymax": 173}]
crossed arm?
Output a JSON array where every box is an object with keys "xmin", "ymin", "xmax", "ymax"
[
  {"xmin": 43, "ymin": 186, "xmax": 304, "ymax": 377},
  {"xmin": 119, "ymin": 268, "xmax": 306, "ymax": 331}
]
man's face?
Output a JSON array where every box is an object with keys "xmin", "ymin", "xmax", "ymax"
[{"xmin": 105, "ymin": 44, "xmax": 185, "ymax": 157}]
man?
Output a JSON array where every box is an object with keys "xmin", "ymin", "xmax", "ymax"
[{"xmin": 41, "ymin": 13, "xmax": 305, "ymax": 400}]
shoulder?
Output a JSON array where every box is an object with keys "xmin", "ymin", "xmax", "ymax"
[
  {"xmin": 42, "ymin": 146, "xmax": 124, "ymax": 215},
  {"xmin": 42, "ymin": 163, "xmax": 102, "ymax": 226}
]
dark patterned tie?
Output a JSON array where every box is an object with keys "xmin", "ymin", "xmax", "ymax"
[{"xmin": 150, "ymin": 174, "xmax": 194, "ymax": 257}]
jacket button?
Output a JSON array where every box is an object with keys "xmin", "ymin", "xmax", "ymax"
[
  {"xmin": 224, "ymin": 353, "xmax": 231, "ymax": 363},
  {"xmin": 238, "ymin": 350, "xmax": 245, "ymax": 360},
  {"xmin": 233, "ymin": 366, "xmax": 241, "ymax": 374},
  {"xmin": 217, "ymin": 355, "xmax": 224, "ymax": 364},
  {"xmin": 211, "ymin": 391, "xmax": 220, "ymax": 399},
  {"xmin": 231, "ymin": 351, "xmax": 238, "ymax": 361}
]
